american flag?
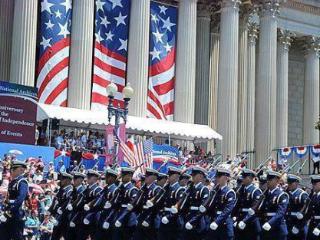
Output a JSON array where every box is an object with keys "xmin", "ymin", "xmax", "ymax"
[
  {"xmin": 91, "ymin": 0, "xmax": 131, "ymax": 111},
  {"xmin": 37, "ymin": 0, "xmax": 72, "ymax": 106},
  {"xmin": 147, "ymin": 2, "xmax": 177, "ymax": 120}
]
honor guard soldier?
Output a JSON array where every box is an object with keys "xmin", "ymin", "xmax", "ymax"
[
  {"xmin": 259, "ymin": 170, "xmax": 289, "ymax": 240},
  {"xmin": 112, "ymin": 167, "xmax": 138, "ymax": 240},
  {"xmin": 133, "ymin": 168, "xmax": 161, "ymax": 240},
  {"xmin": 286, "ymin": 174, "xmax": 309, "ymax": 240},
  {"xmin": 69, "ymin": 169, "xmax": 102, "ymax": 240},
  {"xmin": 203, "ymin": 168, "xmax": 236, "ymax": 240},
  {"xmin": 182, "ymin": 166, "xmax": 209, "ymax": 240},
  {"xmin": 306, "ymin": 175, "xmax": 320, "ymax": 240},
  {"xmin": 0, "ymin": 160, "xmax": 28, "ymax": 240},
  {"xmin": 234, "ymin": 169, "xmax": 262, "ymax": 240},
  {"xmin": 49, "ymin": 172, "xmax": 73, "ymax": 240},
  {"xmin": 85, "ymin": 168, "xmax": 118, "ymax": 240},
  {"xmin": 179, "ymin": 172, "xmax": 191, "ymax": 187},
  {"xmin": 158, "ymin": 167, "xmax": 185, "ymax": 240},
  {"xmin": 72, "ymin": 172, "xmax": 86, "ymax": 196}
]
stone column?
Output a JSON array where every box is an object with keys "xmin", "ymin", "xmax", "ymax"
[
  {"xmin": 246, "ymin": 22, "xmax": 258, "ymax": 166},
  {"xmin": 276, "ymin": 29, "xmax": 293, "ymax": 148},
  {"xmin": 303, "ymin": 37, "xmax": 320, "ymax": 144},
  {"xmin": 0, "ymin": 0, "xmax": 14, "ymax": 81},
  {"xmin": 217, "ymin": 0, "xmax": 240, "ymax": 158},
  {"xmin": 237, "ymin": 11, "xmax": 249, "ymax": 154},
  {"xmin": 195, "ymin": 7, "xmax": 211, "ymax": 125},
  {"xmin": 174, "ymin": 0, "xmax": 198, "ymax": 123},
  {"xmin": 10, "ymin": 0, "xmax": 38, "ymax": 86},
  {"xmin": 255, "ymin": 1, "xmax": 279, "ymax": 162},
  {"xmin": 68, "ymin": 0, "xmax": 95, "ymax": 110},
  {"xmin": 127, "ymin": 0, "xmax": 150, "ymax": 117}
]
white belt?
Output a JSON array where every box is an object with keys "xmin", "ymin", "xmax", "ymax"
[
  {"xmin": 164, "ymin": 207, "xmax": 172, "ymax": 212},
  {"xmin": 314, "ymin": 216, "xmax": 320, "ymax": 220},
  {"xmin": 216, "ymin": 211, "xmax": 222, "ymax": 215},
  {"xmin": 121, "ymin": 204, "xmax": 128, "ymax": 208},
  {"xmin": 290, "ymin": 212, "xmax": 299, "ymax": 216},
  {"xmin": 9, "ymin": 200, "xmax": 14, "ymax": 204},
  {"xmin": 266, "ymin": 213, "xmax": 276, "ymax": 217},
  {"xmin": 241, "ymin": 208, "xmax": 249, "ymax": 212},
  {"xmin": 143, "ymin": 205, "xmax": 149, "ymax": 209},
  {"xmin": 190, "ymin": 206, "xmax": 199, "ymax": 211}
]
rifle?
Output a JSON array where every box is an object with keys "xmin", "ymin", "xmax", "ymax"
[
  {"xmin": 296, "ymin": 158, "xmax": 309, "ymax": 175},
  {"xmin": 173, "ymin": 181, "xmax": 194, "ymax": 213}
]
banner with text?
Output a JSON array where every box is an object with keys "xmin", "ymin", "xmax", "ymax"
[{"xmin": 0, "ymin": 81, "xmax": 38, "ymax": 145}]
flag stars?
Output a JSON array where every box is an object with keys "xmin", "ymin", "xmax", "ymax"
[
  {"xmin": 96, "ymin": 0, "xmax": 105, "ymax": 12},
  {"xmin": 159, "ymin": 5, "xmax": 167, "ymax": 14},
  {"xmin": 105, "ymin": 30, "xmax": 114, "ymax": 41},
  {"xmin": 152, "ymin": 29, "xmax": 164, "ymax": 43},
  {"xmin": 41, "ymin": 0, "xmax": 54, "ymax": 13},
  {"xmin": 40, "ymin": 36, "xmax": 51, "ymax": 49},
  {"xmin": 164, "ymin": 43, "xmax": 172, "ymax": 52},
  {"xmin": 58, "ymin": 22, "xmax": 70, "ymax": 38},
  {"xmin": 151, "ymin": 14, "xmax": 159, "ymax": 23},
  {"xmin": 161, "ymin": 17, "xmax": 176, "ymax": 32},
  {"xmin": 118, "ymin": 39, "xmax": 127, "ymax": 51},
  {"xmin": 55, "ymin": 9, "xmax": 62, "ymax": 19},
  {"xmin": 95, "ymin": 30, "xmax": 104, "ymax": 43},
  {"xmin": 45, "ymin": 19, "xmax": 54, "ymax": 29},
  {"xmin": 61, "ymin": 0, "xmax": 72, "ymax": 12},
  {"xmin": 109, "ymin": 0, "xmax": 123, "ymax": 9},
  {"xmin": 100, "ymin": 16, "xmax": 110, "ymax": 27},
  {"xmin": 115, "ymin": 12, "xmax": 127, "ymax": 26},
  {"xmin": 150, "ymin": 47, "xmax": 161, "ymax": 60}
]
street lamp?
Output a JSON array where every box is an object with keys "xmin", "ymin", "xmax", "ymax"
[{"xmin": 107, "ymin": 82, "xmax": 134, "ymax": 164}]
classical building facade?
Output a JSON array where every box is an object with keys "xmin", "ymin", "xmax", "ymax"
[{"xmin": 0, "ymin": 0, "xmax": 319, "ymax": 165}]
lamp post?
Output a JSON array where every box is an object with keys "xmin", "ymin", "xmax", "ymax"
[{"xmin": 106, "ymin": 82, "xmax": 134, "ymax": 164}]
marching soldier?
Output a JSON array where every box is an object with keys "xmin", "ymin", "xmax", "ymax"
[
  {"xmin": 258, "ymin": 171, "xmax": 289, "ymax": 240},
  {"xmin": 68, "ymin": 169, "xmax": 102, "ymax": 240},
  {"xmin": 182, "ymin": 166, "xmax": 209, "ymax": 240},
  {"xmin": 133, "ymin": 168, "xmax": 161, "ymax": 240},
  {"xmin": 203, "ymin": 168, "xmax": 236, "ymax": 240},
  {"xmin": 286, "ymin": 174, "xmax": 309, "ymax": 240},
  {"xmin": 49, "ymin": 172, "xmax": 73, "ymax": 240},
  {"xmin": 72, "ymin": 171, "xmax": 86, "ymax": 196},
  {"xmin": 112, "ymin": 167, "xmax": 138, "ymax": 240},
  {"xmin": 179, "ymin": 172, "xmax": 191, "ymax": 187},
  {"xmin": 0, "ymin": 160, "xmax": 28, "ymax": 240},
  {"xmin": 158, "ymin": 167, "xmax": 185, "ymax": 240},
  {"xmin": 306, "ymin": 175, "xmax": 320, "ymax": 240},
  {"xmin": 234, "ymin": 169, "xmax": 262, "ymax": 240}
]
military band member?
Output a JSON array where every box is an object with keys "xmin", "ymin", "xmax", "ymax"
[
  {"xmin": 158, "ymin": 167, "xmax": 185, "ymax": 240},
  {"xmin": 286, "ymin": 174, "xmax": 309, "ymax": 240},
  {"xmin": 204, "ymin": 168, "xmax": 236, "ymax": 240},
  {"xmin": 0, "ymin": 160, "xmax": 28, "ymax": 240},
  {"xmin": 259, "ymin": 171, "xmax": 289, "ymax": 240},
  {"xmin": 113, "ymin": 167, "xmax": 138, "ymax": 240},
  {"xmin": 182, "ymin": 166, "xmax": 209, "ymax": 240},
  {"xmin": 306, "ymin": 175, "xmax": 320, "ymax": 240},
  {"xmin": 49, "ymin": 172, "xmax": 73, "ymax": 240},
  {"xmin": 234, "ymin": 169, "xmax": 262, "ymax": 240}
]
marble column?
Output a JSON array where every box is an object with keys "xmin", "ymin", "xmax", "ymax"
[
  {"xmin": 246, "ymin": 22, "xmax": 258, "ymax": 166},
  {"xmin": 303, "ymin": 37, "xmax": 320, "ymax": 144},
  {"xmin": 276, "ymin": 29, "xmax": 293, "ymax": 148},
  {"xmin": 255, "ymin": 1, "xmax": 279, "ymax": 162},
  {"xmin": 217, "ymin": 0, "xmax": 240, "ymax": 158},
  {"xmin": 68, "ymin": 0, "xmax": 94, "ymax": 110},
  {"xmin": 127, "ymin": 0, "xmax": 150, "ymax": 117},
  {"xmin": 237, "ymin": 12, "xmax": 249, "ymax": 154},
  {"xmin": 174, "ymin": 0, "xmax": 198, "ymax": 123},
  {"xmin": 10, "ymin": 0, "xmax": 38, "ymax": 86},
  {"xmin": 195, "ymin": 8, "xmax": 211, "ymax": 125},
  {"xmin": 0, "ymin": 0, "xmax": 14, "ymax": 81}
]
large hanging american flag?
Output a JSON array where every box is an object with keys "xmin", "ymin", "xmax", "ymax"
[
  {"xmin": 147, "ymin": 2, "xmax": 177, "ymax": 120},
  {"xmin": 37, "ymin": 0, "xmax": 72, "ymax": 106},
  {"xmin": 91, "ymin": 0, "xmax": 131, "ymax": 111}
]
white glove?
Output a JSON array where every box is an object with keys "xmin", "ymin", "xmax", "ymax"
[
  {"xmin": 52, "ymin": 218, "xmax": 59, "ymax": 226},
  {"xmin": 115, "ymin": 220, "xmax": 122, "ymax": 228},
  {"xmin": 104, "ymin": 201, "xmax": 111, "ymax": 209},
  {"xmin": 238, "ymin": 221, "xmax": 246, "ymax": 230},
  {"xmin": 146, "ymin": 200, "xmax": 154, "ymax": 208},
  {"xmin": 67, "ymin": 204, "xmax": 73, "ymax": 211},
  {"xmin": 248, "ymin": 208, "xmax": 255, "ymax": 216},
  {"xmin": 83, "ymin": 218, "xmax": 90, "ymax": 225},
  {"xmin": 161, "ymin": 216, "xmax": 169, "ymax": 225},
  {"xmin": 233, "ymin": 222, "xmax": 237, "ymax": 228},
  {"xmin": 210, "ymin": 222, "xmax": 218, "ymax": 230},
  {"xmin": 142, "ymin": 221, "xmax": 149, "ymax": 227},
  {"xmin": 313, "ymin": 228, "xmax": 320, "ymax": 236},
  {"xmin": 199, "ymin": 205, "xmax": 206, "ymax": 213},
  {"xmin": 57, "ymin": 208, "xmax": 63, "ymax": 215},
  {"xmin": 296, "ymin": 212, "xmax": 303, "ymax": 220},
  {"xmin": 84, "ymin": 204, "xmax": 90, "ymax": 211},
  {"xmin": 127, "ymin": 204, "xmax": 133, "ymax": 211},
  {"xmin": 185, "ymin": 222, "xmax": 193, "ymax": 230},
  {"xmin": 262, "ymin": 222, "xmax": 271, "ymax": 231},
  {"xmin": 69, "ymin": 221, "xmax": 75, "ymax": 228},
  {"xmin": 102, "ymin": 221, "xmax": 110, "ymax": 229},
  {"xmin": 170, "ymin": 206, "xmax": 178, "ymax": 214},
  {"xmin": 232, "ymin": 216, "xmax": 237, "ymax": 222},
  {"xmin": 292, "ymin": 226, "xmax": 299, "ymax": 235},
  {"xmin": 0, "ymin": 214, "xmax": 7, "ymax": 222}
]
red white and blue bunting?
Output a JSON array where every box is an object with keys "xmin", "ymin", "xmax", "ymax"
[
  {"xmin": 279, "ymin": 147, "xmax": 293, "ymax": 159},
  {"xmin": 311, "ymin": 144, "xmax": 320, "ymax": 157},
  {"xmin": 294, "ymin": 146, "xmax": 309, "ymax": 158}
]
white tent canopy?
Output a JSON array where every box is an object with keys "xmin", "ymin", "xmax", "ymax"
[{"xmin": 37, "ymin": 103, "xmax": 222, "ymax": 141}]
